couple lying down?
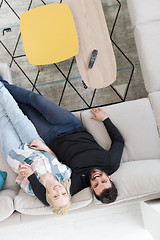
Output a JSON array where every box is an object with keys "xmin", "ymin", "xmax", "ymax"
[{"xmin": 0, "ymin": 76, "xmax": 124, "ymax": 215}]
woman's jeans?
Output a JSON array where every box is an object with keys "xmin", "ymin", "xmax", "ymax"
[
  {"xmin": 0, "ymin": 83, "xmax": 41, "ymax": 160},
  {"xmin": 0, "ymin": 76, "xmax": 82, "ymax": 144}
]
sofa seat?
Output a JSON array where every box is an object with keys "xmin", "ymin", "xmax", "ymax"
[
  {"xmin": 127, "ymin": 0, "xmax": 160, "ymax": 27},
  {"xmin": 14, "ymin": 188, "xmax": 92, "ymax": 215}
]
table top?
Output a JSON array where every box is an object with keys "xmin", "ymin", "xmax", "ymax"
[
  {"xmin": 63, "ymin": 0, "xmax": 117, "ymax": 89},
  {"xmin": 20, "ymin": 4, "xmax": 79, "ymax": 65},
  {"xmin": 143, "ymin": 199, "xmax": 160, "ymax": 213}
]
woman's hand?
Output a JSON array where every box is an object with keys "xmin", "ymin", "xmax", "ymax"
[
  {"xmin": 30, "ymin": 139, "xmax": 57, "ymax": 158},
  {"xmin": 90, "ymin": 107, "xmax": 108, "ymax": 121},
  {"xmin": 19, "ymin": 162, "xmax": 33, "ymax": 178},
  {"xmin": 17, "ymin": 172, "xmax": 25, "ymax": 182},
  {"xmin": 30, "ymin": 139, "xmax": 48, "ymax": 151}
]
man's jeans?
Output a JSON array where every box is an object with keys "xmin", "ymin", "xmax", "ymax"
[
  {"xmin": 0, "ymin": 83, "xmax": 41, "ymax": 160},
  {"xmin": 0, "ymin": 76, "xmax": 82, "ymax": 144}
]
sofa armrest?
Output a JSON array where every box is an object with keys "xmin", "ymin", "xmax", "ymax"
[{"xmin": 0, "ymin": 63, "xmax": 12, "ymax": 84}]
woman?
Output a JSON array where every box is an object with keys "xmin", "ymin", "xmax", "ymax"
[{"xmin": 0, "ymin": 82, "xmax": 71, "ymax": 215}]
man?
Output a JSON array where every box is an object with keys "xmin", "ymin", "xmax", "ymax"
[{"xmin": 0, "ymin": 76, "xmax": 124, "ymax": 204}]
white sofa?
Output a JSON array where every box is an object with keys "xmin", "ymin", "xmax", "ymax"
[{"xmin": 1, "ymin": 0, "xmax": 160, "ymax": 222}]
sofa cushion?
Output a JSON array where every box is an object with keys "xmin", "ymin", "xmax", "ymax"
[
  {"xmin": 0, "ymin": 189, "xmax": 17, "ymax": 221},
  {"xmin": 81, "ymin": 98, "xmax": 160, "ymax": 162},
  {"xmin": 127, "ymin": 0, "xmax": 160, "ymax": 27},
  {"xmin": 134, "ymin": 20, "xmax": 160, "ymax": 93},
  {"xmin": 94, "ymin": 160, "xmax": 160, "ymax": 206},
  {"xmin": 14, "ymin": 187, "xmax": 92, "ymax": 215}
]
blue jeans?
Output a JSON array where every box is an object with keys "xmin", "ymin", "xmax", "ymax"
[
  {"xmin": 0, "ymin": 76, "xmax": 82, "ymax": 144},
  {"xmin": 0, "ymin": 82, "xmax": 41, "ymax": 160}
]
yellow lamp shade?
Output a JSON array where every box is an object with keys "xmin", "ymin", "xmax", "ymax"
[{"xmin": 20, "ymin": 4, "xmax": 79, "ymax": 65}]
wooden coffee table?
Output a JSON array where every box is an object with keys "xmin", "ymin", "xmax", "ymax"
[{"xmin": 63, "ymin": 0, "xmax": 117, "ymax": 89}]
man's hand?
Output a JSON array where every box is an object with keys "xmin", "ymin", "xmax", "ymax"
[
  {"xmin": 90, "ymin": 107, "xmax": 108, "ymax": 121},
  {"xmin": 19, "ymin": 162, "xmax": 33, "ymax": 178}
]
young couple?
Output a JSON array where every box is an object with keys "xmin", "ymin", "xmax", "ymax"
[{"xmin": 0, "ymin": 75, "xmax": 124, "ymax": 215}]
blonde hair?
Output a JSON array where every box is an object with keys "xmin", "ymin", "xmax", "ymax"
[{"xmin": 39, "ymin": 173, "xmax": 71, "ymax": 215}]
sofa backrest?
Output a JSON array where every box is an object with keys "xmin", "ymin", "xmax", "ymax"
[
  {"xmin": 134, "ymin": 21, "xmax": 160, "ymax": 93},
  {"xmin": 127, "ymin": 0, "xmax": 160, "ymax": 94},
  {"xmin": 127, "ymin": 0, "xmax": 160, "ymax": 28}
]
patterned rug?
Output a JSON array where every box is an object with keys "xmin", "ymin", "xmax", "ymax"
[{"xmin": 0, "ymin": 0, "xmax": 147, "ymax": 111}]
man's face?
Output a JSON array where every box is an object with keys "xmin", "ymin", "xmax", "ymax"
[{"xmin": 89, "ymin": 169, "xmax": 112, "ymax": 196}]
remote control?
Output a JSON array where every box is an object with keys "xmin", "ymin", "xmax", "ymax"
[{"xmin": 88, "ymin": 49, "xmax": 98, "ymax": 69}]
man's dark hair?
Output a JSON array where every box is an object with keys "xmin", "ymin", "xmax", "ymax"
[{"xmin": 93, "ymin": 180, "xmax": 118, "ymax": 204}]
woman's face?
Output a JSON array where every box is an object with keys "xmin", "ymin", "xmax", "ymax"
[{"xmin": 47, "ymin": 183, "xmax": 69, "ymax": 208}]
